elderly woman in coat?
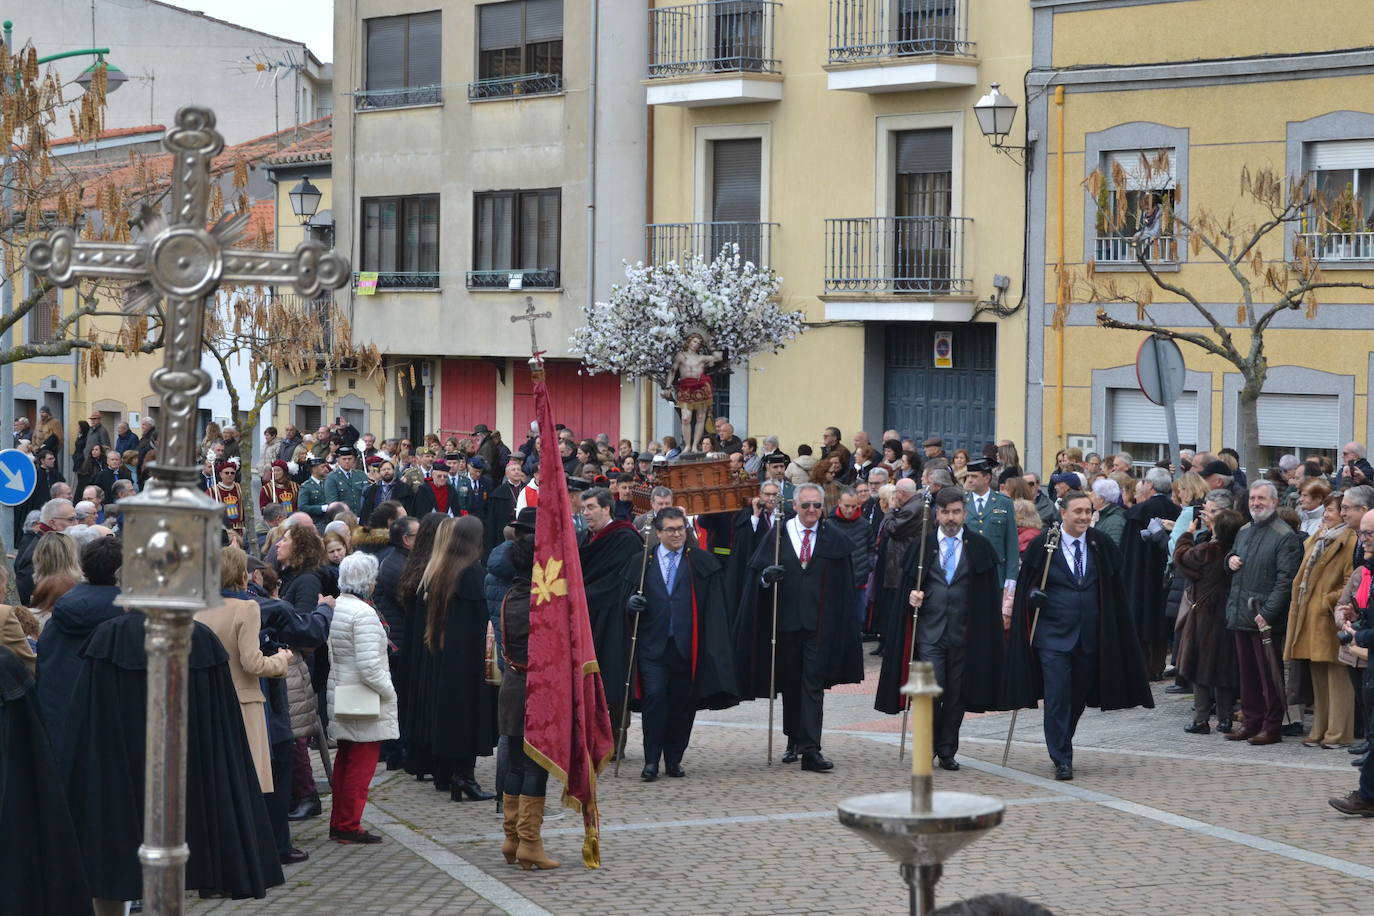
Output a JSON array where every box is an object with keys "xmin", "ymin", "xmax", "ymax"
[
  {"xmin": 195, "ymin": 547, "xmax": 292, "ymax": 793},
  {"xmin": 1284, "ymin": 494, "xmax": 1358, "ymax": 747},
  {"xmin": 326, "ymin": 552, "xmax": 398, "ymax": 845}
]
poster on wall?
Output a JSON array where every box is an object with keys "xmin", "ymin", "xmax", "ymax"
[
  {"xmin": 933, "ymin": 331, "xmax": 953, "ymax": 369},
  {"xmin": 356, "ymin": 271, "xmax": 379, "ymax": 296}
]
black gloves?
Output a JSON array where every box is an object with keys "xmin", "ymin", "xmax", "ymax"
[
  {"xmin": 627, "ymin": 594, "xmax": 648, "ymax": 615},
  {"xmin": 1026, "ymin": 589, "xmax": 1048, "ymax": 613},
  {"xmin": 762, "ymin": 565, "xmax": 786, "ymax": 585}
]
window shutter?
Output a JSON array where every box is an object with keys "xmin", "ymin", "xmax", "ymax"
[
  {"xmin": 407, "ymin": 11, "xmax": 442, "ymax": 87},
  {"xmin": 480, "ymin": 1, "xmax": 524, "ymax": 50},
  {"xmin": 895, "ymin": 128, "xmax": 952, "ymax": 175},
  {"xmin": 711, "ymin": 138, "xmax": 761, "ymax": 222},
  {"xmin": 377, "ymin": 199, "xmax": 398, "ymax": 272},
  {"xmin": 526, "ymin": 0, "xmax": 564, "ymax": 42},
  {"xmin": 539, "ymin": 191, "xmax": 560, "ymax": 269},
  {"xmin": 519, "ymin": 193, "xmax": 541, "ymax": 270},
  {"xmin": 1255, "ymin": 393, "xmax": 1340, "ymax": 448},
  {"xmin": 1309, "ymin": 139, "xmax": 1374, "ymax": 170},
  {"xmin": 1105, "ymin": 149, "xmax": 1176, "ymax": 191},
  {"xmin": 419, "ymin": 196, "xmax": 440, "ymax": 271},
  {"xmin": 1109, "ymin": 388, "xmax": 1199, "ymax": 445},
  {"xmin": 365, "ymin": 17, "xmax": 406, "ymax": 90}
]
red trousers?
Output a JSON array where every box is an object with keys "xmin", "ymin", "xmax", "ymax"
[
  {"xmin": 329, "ymin": 740, "xmax": 381, "ymax": 833},
  {"xmin": 1234, "ymin": 630, "xmax": 1284, "ymax": 736}
]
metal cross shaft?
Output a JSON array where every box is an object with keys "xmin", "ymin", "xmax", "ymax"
[
  {"xmin": 25, "ymin": 106, "xmax": 350, "ymax": 915},
  {"xmin": 511, "ymin": 295, "xmax": 552, "ymax": 355}
]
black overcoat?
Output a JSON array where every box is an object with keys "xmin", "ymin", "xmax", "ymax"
[
  {"xmin": 429, "ymin": 565, "xmax": 497, "ymax": 760},
  {"xmin": 1122, "ymin": 493, "xmax": 1181, "ymax": 643},
  {"xmin": 874, "ymin": 528, "xmax": 1006, "ymax": 715},
  {"xmin": 616, "ymin": 545, "xmax": 740, "ymax": 711},
  {"xmin": 61, "ymin": 613, "xmax": 283, "ymax": 902},
  {"xmin": 581, "ymin": 521, "xmax": 644, "ymax": 715},
  {"xmin": 1001, "ymin": 528, "xmax": 1155, "ymax": 712},
  {"xmin": 0, "ymin": 646, "xmax": 93, "ymax": 915},
  {"xmin": 734, "ymin": 520, "xmax": 864, "ymax": 698}
]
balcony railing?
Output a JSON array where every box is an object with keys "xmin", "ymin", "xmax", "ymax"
[
  {"xmin": 466, "ymin": 269, "xmax": 561, "ymax": 290},
  {"xmin": 1094, "ymin": 235, "xmax": 1179, "ymax": 264},
  {"xmin": 354, "ymin": 271, "xmax": 440, "ymax": 290},
  {"xmin": 828, "ymin": 0, "xmax": 972, "ymax": 63},
  {"xmin": 354, "ymin": 85, "xmax": 443, "ymax": 111},
  {"xmin": 270, "ymin": 293, "xmax": 335, "ymax": 351},
  {"xmin": 649, "ymin": 0, "xmax": 780, "ymax": 77},
  {"xmin": 646, "ymin": 221, "xmax": 776, "ymax": 268},
  {"xmin": 468, "ymin": 72, "xmax": 564, "ymax": 100},
  {"xmin": 1297, "ymin": 231, "xmax": 1374, "ymax": 262},
  {"xmin": 824, "ymin": 216, "xmax": 970, "ymax": 294}
]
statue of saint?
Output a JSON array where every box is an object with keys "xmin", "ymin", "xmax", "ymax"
[{"xmin": 661, "ymin": 331, "xmax": 723, "ymax": 455}]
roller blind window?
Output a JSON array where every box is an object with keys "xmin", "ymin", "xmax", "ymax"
[
  {"xmin": 1098, "ymin": 148, "xmax": 1177, "ymax": 249},
  {"xmin": 478, "ymin": 0, "xmax": 564, "ymax": 80},
  {"xmin": 473, "ymin": 189, "xmax": 561, "ymax": 275},
  {"xmin": 365, "ymin": 11, "xmax": 442, "ymax": 91},
  {"xmin": 361, "ymin": 195, "xmax": 440, "ymax": 278},
  {"xmin": 711, "ymin": 139, "xmax": 761, "ymax": 223}
]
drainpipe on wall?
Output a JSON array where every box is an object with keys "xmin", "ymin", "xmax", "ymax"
[
  {"xmin": 642, "ymin": 0, "xmax": 655, "ymax": 449},
  {"xmin": 586, "ymin": 0, "xmax": 599, "ymax": 344}
]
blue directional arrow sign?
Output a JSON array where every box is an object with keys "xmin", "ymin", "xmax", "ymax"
[{"xmin": 0, "ymin": 448, "xmax": 37, "ymax": 507}]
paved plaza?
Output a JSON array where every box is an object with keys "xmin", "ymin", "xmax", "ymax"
[{"xmin": 188, "ymin": 655, "xmax": 1374, "ymax": 915}]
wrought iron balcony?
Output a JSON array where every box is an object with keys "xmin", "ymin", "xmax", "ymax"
[
  {"xmin": 465, "ymin": 269, "xmax": 561, "ymax": 290},
  {"xmin": 824, "ymin": 216, "xmax": 971, "ymax": 294},
  {"xmin": 353, "ymin": 271, "xmax": 441, "ymax": 291},
  {"xmin": 1094, "ymin": 235, "xmax": 1179, "ymax": 265},
  {"xmin": 649, "ymin": 0, "xmax": 780, "ymax": 77},
  {"xmin": 828, "ymin": 0, "xmax": 973, "ymax": 63},
  {"xmin": 353, "ymin": 85, "xmax": 443, "ymax": 111},
  {"xmin": 468, "ymin": 73, "xmax": 564, "ymax": 101},
  {"xmin": 1297, "ymin": 231, "xmax": 1374, "ymax": 262},
  {"xmin": 270, "ymin": 292, "xmax": 336, "ymax": 352},
  {"xmin": 646, "ymin": 221, "xmax": 777, "ymax": 268}
]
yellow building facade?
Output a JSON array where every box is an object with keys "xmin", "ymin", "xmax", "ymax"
[
  {"xmin": 1028, "ymin": 0, "xmax": 1374, "ymax": 474},
  {"xmin": 648, "ymin": 0, "xmax": 1031, "ymax": 453}
]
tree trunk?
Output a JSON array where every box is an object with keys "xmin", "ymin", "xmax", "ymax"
[
  {"xmin": 239, "ymin": 412, "xmax": 262, "ymax": 558},
  {"xmin": 1236, "ymin": 373, "xmax": 1265, "ymax": 479}
]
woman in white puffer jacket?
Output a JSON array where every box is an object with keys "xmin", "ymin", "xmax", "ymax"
[{"xmin": 326, "ymin": 551, "xmax": 398, "ymax": 844}]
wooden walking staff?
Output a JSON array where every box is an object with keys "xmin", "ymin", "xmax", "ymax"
[
  {"xmin": 898, "ymin": 493, "xmax": 933, "ymax": 761},
  {"xmin": 766, "ymin": 500, "xmax": 784, "ymax": 764},
  {"xmin": 26, "ymin": 107, "xmax": 351, "ymax": 915},
  {"xmin": 615, "ymin": 518, "xmax": 657, "ymax": 777},
  {"xmin": 1001, "ymin": 523, "xmax": 1063, "ymax": 767}
]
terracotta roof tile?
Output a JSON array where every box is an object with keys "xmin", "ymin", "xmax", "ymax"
[
  {"xmin": 49, "ymin": 124, "xmax": 166, "ymax": 148},
  {"xmin": 244, "ymin": 199, "xmax": 276, "ymax": 249},
  {"xmin": 263, "ymin": 126, "xmax": 332, "ymax": 166}
]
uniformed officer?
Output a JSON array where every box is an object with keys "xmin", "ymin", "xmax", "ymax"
[
  {"xmin": 298, "ymin": 456, "xmax": 332, "ymax": 527},
  {"xmin": 962, "ymin": 458, "xmax": 1019, "ymax": 595},
  {"xmin": 324, "ymin": 445, "xmax": 367, "ymax": 514}
]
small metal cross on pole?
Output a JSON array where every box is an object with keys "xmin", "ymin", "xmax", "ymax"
[
  {"xmin": 26, "ymin": 107, "xmax": 350, "ymax": 915},
  {"xmin": 510, "ymin": 295, "xmax": 552, "ymax": 362}
]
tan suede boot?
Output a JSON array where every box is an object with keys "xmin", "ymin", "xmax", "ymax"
[
  {"xmin": 501, "ymin": 794, "xmax": 520, "ymax": 864},
  {"xmin": 515, "ymin": 795, "xmax": 561, "ymax": 870}
]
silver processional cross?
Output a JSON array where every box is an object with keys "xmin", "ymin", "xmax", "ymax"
[
  {"xmin": 25, "ymin": 107, "xmax": 350, "ymax": 915},
  {"xmin": 510, "ymin": 295, "xmax": 552, "ymax": 357}
]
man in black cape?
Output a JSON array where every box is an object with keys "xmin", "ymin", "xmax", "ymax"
[
  {"xmin": 736, "ymin": 482, "xmax": 863, "ymax": 770},
  {"xmin": 484, "ymin": 459, "xmax": 523, "ymax": 553},
  {"xmin": 870, "ymin": 478, "xmax": 929, "ymax": 654},
  {"xmin": 875, "ymin": 486, "xmax": 1005, "ymax": 770},
  {"xmin": 1121, "ymin": 466, "xmax": 1180, "ymax": 678},
  {"xmin": 0, "ymin": 645, "xmax": 94, "ymax": 915},
  {"xmin": 621, "ymin": 507, "xmax": 739, "ymax": 780},
  {"xmin": 579, "ymin": 486, "xmax": 645, "ymax": 719},
  {"xmin": 61, "ymin": 611, "xmax": 284, "ymax": 904},
  {"xmin": 1002, "ymin": 490, "xmax": 1154, "ymax": 780},
  {"xmin": 725, "ymin": 478, "xmax": 786, "ymax": 613}
]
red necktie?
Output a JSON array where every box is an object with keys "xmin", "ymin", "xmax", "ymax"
[{"xmin": 800, "ymin": 528, "xmax": 813, "ymax": 566}]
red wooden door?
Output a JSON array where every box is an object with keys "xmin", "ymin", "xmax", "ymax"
[
  {"xmin": 440, "ymin": 359, "xmax": 498, "ymax": 437},
  {"xmin": 513, "ymin": 360, "xmax": 621, "ymax": 442}
]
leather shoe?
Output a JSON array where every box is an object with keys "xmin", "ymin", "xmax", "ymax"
[
  {"xmin": 937, "ymin": 756, "xmax": 959, "ymax": 771},
  {"xmin": 1353, "ymin": 754, "xmax": 1368, "ymax": 767},
  {"xmin": 1349, "ymin": 741, "xmax": 1369, "ymax": 755},
  {"xmin": 869, "ymin": 643, "xmax": 885, "ymax": 656},
  {"xmin": 1224, "ymin": 730, "xmax": 1257, "ymax": 742},
  {"xmin": 286, "ymin": 794, "xmax": 321, "ymax": 821},
  {"xmin": 640, "ymin": 764, "xmax": 658, "ymax": 782},
  {"xmin": 800, "ymin": 753, "xmax": 834, "ymax": 772},
  {"xmin": 1330, "ymin": 791, "xmax": 1374, "ymax": 817},
  {"xmin": 1164, "ymin": 684, "xmax": 1191, "ymax": 694},
  {"xmin": 781, "ymin": 742, "xmax": 799, "ymax": 764},
  {"xmin": 280, "ymin": 848, "xmax": 309, "ymax": 865},
  {"xmin": 1281, "ymin": 721, "xmax": 1305, "ymax": 737},
  {"xmin": 1054, "ymin": 764, "xmax": 1073, "ymax": 781},
  {"xmin": 1247, "ymin": 732, "xmax": 1282, "ymax": 745},
  {"xmin": 1216, "ymin": 718, "xmax": 1233, "ymax": 734},
  {"xmin": 666, "ymin": 763, "xmax": 686, "ymax": 778},
  {"xmin": 1183, "ymin": 721, "xmax": 1210, "ymax": 734}
]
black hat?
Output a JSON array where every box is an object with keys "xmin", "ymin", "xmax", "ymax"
[
  {"xmin": 765, "ymin": 452, "xmax": 790, "ymax": 466},
  {"xmin": 308, "ymin": 456, "xmax": 328, "ymax": 467},
  {"xmin": 337, "ymin": 446, "xmax": 357, "ymax": 457},
  {"xmin": 965, "ymin": 458, "xmax": 992, "ymax": 474},
  {"xmin": 1199, "ymin": 459, "xmax": 1232, "ymax": 479},
  {"xmin": 472, "ymin": 424, "xmax": 491, "ymax": 435},
  {"xmin": 512, "ymin": 507, "xmax": 537, "ymax": 532}
]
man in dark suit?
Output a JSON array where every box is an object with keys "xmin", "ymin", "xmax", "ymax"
[
  {"xmin": 1003, "ymin": 491, "xmax": 1154, "ymax": 781},
  {"xmin": 739, "ymin": 482, "xmax": 864, "ymax": 771},
  {"xmin": 625, "ymin": 507, "xmax": 738, "ymax": 781},
  {"xmin": 874, "ymin": 486, "xmax": 1004, "ymax": 770}
]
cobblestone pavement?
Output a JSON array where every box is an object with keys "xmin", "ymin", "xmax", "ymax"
[{"xmin": 188, "ymin": 653, "xmax": 1374, "ymax": 915}]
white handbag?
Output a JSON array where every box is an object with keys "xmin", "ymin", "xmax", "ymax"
[{"xmin": 334, "ymin": 683, "xmax": 380, "ymax": 717}]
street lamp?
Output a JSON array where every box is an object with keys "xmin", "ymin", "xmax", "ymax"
[
  {"xmin": 73, "ymin": 55, "xmax": 127, "ymax": 94},
  {"xmin": 288, "ymin": 176, "xmax": 322, "ymax": 225},
  {"xmin": 973, "ymin": 83, "xmax": 1018, "ymax": 147}
]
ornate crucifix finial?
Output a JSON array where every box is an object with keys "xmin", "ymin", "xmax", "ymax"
[{"xmin": 510, "ymin": 295, "xmax": 553, "ymax": 375}]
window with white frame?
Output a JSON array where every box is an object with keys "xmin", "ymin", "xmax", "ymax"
[
  {"xmin": 1108, "ymin": 387, "xmax": 1197, "ymax": 471},
  {"xmin": 1304, "ymin": 139, "xmax": 1374, "ymax": 261},
  {"xmin": 1095, "ymin": 149, "xmax": 1177, "ymax": 264},
  {"xmin": 1253, "ymin": 392, "xmax": 1339, "ymax": 472}
]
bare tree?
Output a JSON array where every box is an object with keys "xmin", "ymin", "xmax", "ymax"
[{"xmin": 1075, "ymin": 157, "xmax": 1374, "ymax": 471}]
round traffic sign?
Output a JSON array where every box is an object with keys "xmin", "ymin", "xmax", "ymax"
[
  {"xmin": 1136, "ymin": 335, "xmax": 1186, "ymax": 407},
  {"xmin": 0, "ymin": 448, "xmax": 37, "ymax": 507}
]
